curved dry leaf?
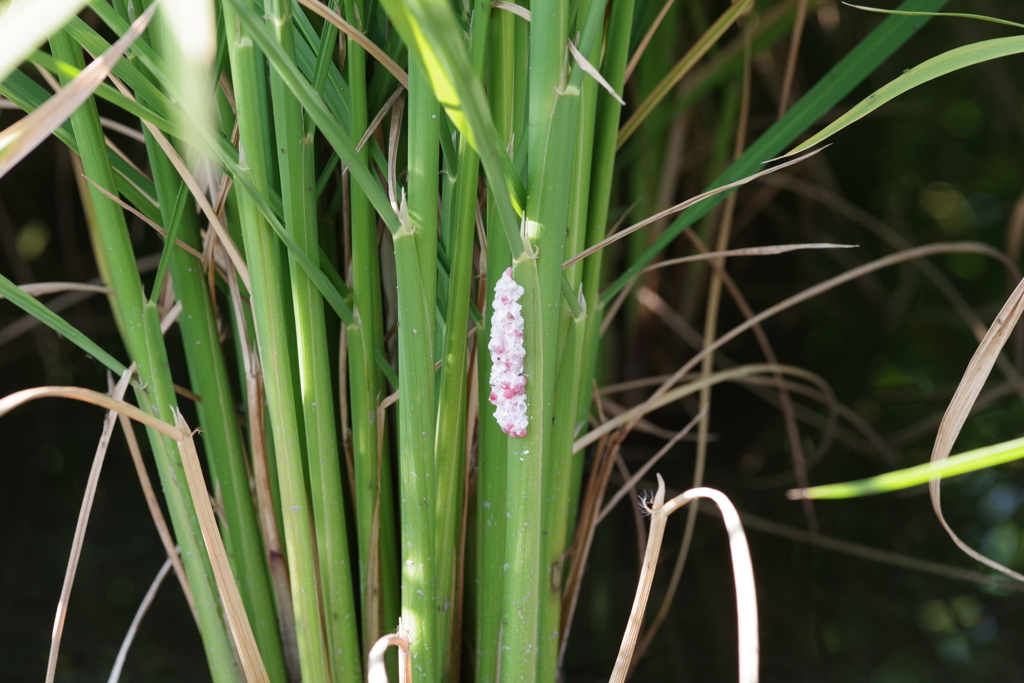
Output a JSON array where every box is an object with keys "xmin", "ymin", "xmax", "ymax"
[
  {"xmin": 623, "ymin": 0, "xmax": 676, "ymax": 82},
  {"xmin": 368, "ymin": 626, "xmax": 411, "ymax": 683},
  {"xmin": 638, "ymin": 243, "xmax": 855, "ymax": 274},
  {"xmin": 0, "ymin": 254, "xmax": 159, "ymax": 351},
  {"xmin": 0, "ymin": 385, "xmax": 184, "ymax": 439},
  {"xmin": 115, "ymin": 409, "xmax": 197, "ymax": 623},
  {"xmin": 600, "ymin": 243, "xmax": 1023, "ymax": 457},
  {"xmin": 598, "ymin": 407, "xmax": 707, "ymax": 523},
  {"xmin": 0, "ymin": 0, "xmax": 90, "ymax": 84},
  {"xmin": 567, "ymin": 40, "xmax": 625, "ymax": 105},
  {"xmin": 106, "ymin": 558, "xmax": 173, "ymax": 683},
  {"xmin": 576, "ymin": 363, "xmax": 835, "ymax": 453},
  {"xmin": 729, "ymin": 506, "xmax": 1024, "ymax": 593},
  {"xmin": 610, "ymin": 478, "xmax": 758, "ymax": 683},
  {"xmin": 928, "ymin": 275, "xmax": 1024, "ymax": 583},
  {"xmin": 491, "ymin": 1, "xmax": 531, "ymax": 20}
]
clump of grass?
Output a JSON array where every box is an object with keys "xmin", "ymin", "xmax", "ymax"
[{"xmin": 9, "ymin": 0, "xmax": 1024, "ymax": 681}]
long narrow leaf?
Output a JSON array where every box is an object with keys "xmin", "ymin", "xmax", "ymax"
[
  {"xmin": 0, "ymin": 272, "xmax": 126, "ymax": 374},
  {"xmin": 790, "ymin": 436, "xmax": 1024, "ymax": 500},
  {"xmin": 845, "ymin": 4, "xmax": 1024, "ymax": 31},
  {"xmin": 617, "ymin": 0, "xmax": 753, "ymax": 147},
  {"xmin": 787, "ymin": 35, "xmax": 1024, "ymax": 156}
]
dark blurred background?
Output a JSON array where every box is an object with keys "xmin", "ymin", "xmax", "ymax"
[{"xmin": 4, "ymin": 1, "xmax": 1024, "ymax": 681}]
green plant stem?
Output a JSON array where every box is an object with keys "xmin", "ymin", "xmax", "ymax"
[
  {"xmin": 134, "ymin": 13, "xmax": 287, "ymax": 672},
  {"xmin": 569, "ymin": 0, "xmax": 636, "ymax": 576},
  {"xmin": 536, "ymin": 4, "xmax": 606, "ymax": 675},
  {"xmin": 391, "ymin": 57, "xmax": 442, "ymax": 681},
  {"xmin": 475, "ymin": 9, "xmax": 523, "ymax": 681},
  {"xmin": 501, "ymin": 0, "xmax": 576, "ymax": 679},
  {"xmin": 434, "ymin": 0, "xmax": 490, "ymax": 675},
  {"xmin": 267, "ymin": 1, "xmax": 362, "ymax": 680},
  {"xmin": 146, "ymin": 141, "xmax": 289, "ymax": 683},
  {"xmin": 48, "ymin": 30, "xmax": 239, "ymax": 683},
  {"xmin": 340, "ymin": 0, "xmax": 401, "ymax": 651},
  {"xmin": 221, "ymin": 4, "xmax": 333, "ymax": 681}
]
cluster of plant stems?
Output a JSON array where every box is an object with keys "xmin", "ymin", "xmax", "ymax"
[{"xmin": 15, "ymin": 0, "xmax": 1024, "ymax": 681}]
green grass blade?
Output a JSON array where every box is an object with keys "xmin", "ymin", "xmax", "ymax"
[
  {"xmin": 433, "ymin": 0, "xmax": 489, "ymax": 674},
  {"xmin": 791, "ymin": 437, "xmax": 1024, "ymax": 500},
  {"xmin": 146, "ymin": 145, "xmax": 289, "ymax": 682},
  {"xmin": 844, "ymin": 4, "xmax": 1024, "ymax": 31},
  {"xmin": 338, "ymin": 0, "xmax": 401, "ymax": 655},
  {"xmin": 475, "ymin": 11, "xmax": 521, "ymax": 682},
  {"xmin": 507, "ymin": 0, "xmax": 579, "ymax": 676},
  {"xmin": 393, "ymin": 210, "xmax": 440, "ymax": 681},
  {"xmin": 337, "ymin": 0, "xmax": 401, "ymax": 657},
  {"xmin": 787, "ymin": 35, "xmax": 1024, "ymax": 156},
  {"xmin": 221, "ymin": 3, "xmax": 335, "ymax": 680},
  {"xmin": 0, "ymin": 273, "xmax": 126, "ymax": 375},
  {"xmin": 49, "ymin": 27, "xmax": 239, "ymax": 683},
  {"xmin": 536, "ymin": 2, "xmax": 607, "ymax": 676}
]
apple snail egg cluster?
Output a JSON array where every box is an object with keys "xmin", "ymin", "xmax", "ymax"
[{"xmin": 488, "ymin": 267, "xmax": 528, "ymax": 438}]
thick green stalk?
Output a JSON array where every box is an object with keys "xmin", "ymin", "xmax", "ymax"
[
  {"xmin": 134, "ymin": 12, "xmax": 285, "ymax": 671},
  {"xmin": 147, "ymin": 142, "xmax": 288, "ymax": 683},
  {"xmin": 48, "ymin": 31, "xmax": 239, "ymax": 683},
  {"xmin": 222, "ymin": 4, "xmax": 332, "ymax": 681},
  {"xmin": 572, "ymin": 0, "xmax": 636, "ymax": 559},
  {"xmin": 535, "ymin": 4, "xmax": 605, "ymax": 674},
  {"xmin": 394, "ymin": 58, "xmax": 441, "ymax": 680},
  {"xmin": 267, "ymin": 1, "xmax": 362, "ymax": 680},
  {"xmin": 499, "ymin": 0, "xmax": 578, "ymax": 680},
  {"xmin": 340, "ymin": 0, "xmax": 401, "ymax": 652},
  {"xmin": 475, "ymin": 9, "xmax": 523, "ymax": 682},
  {"xmin": 432, "ymin": 113, "xmax": 471, "ymax": 683},
  {"xmin": 434, "ymin": 0, "xmax": 490, "ymax": 674},
  {"xmin": 499, "ymin": 257, "xmax": 546, "ymax": 683}
]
